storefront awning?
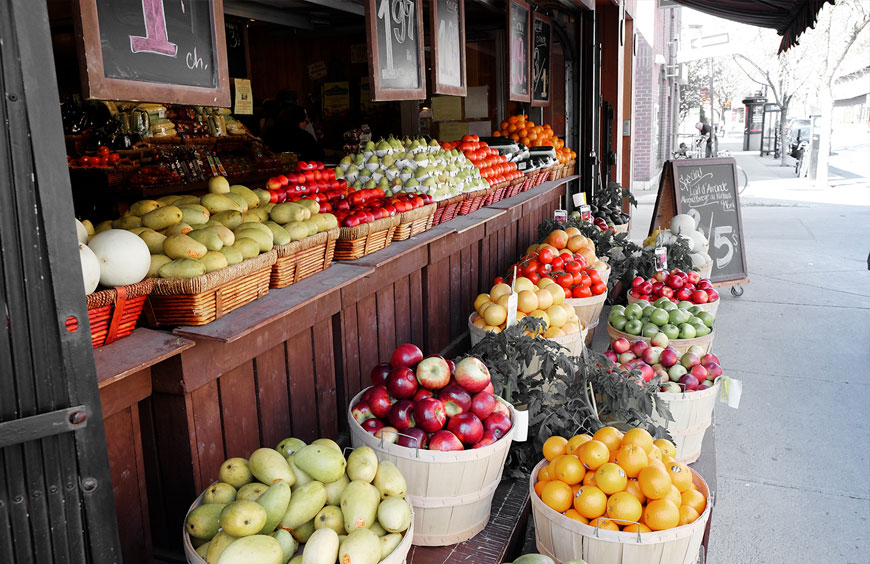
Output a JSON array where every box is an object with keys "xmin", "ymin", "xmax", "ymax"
[{"xmin": 674, "ymin": 0, "xmax": 834, "ymax": 53}]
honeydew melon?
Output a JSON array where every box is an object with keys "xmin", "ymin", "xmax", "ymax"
[
  {"xmin": 87, "ymin": 229, "xmax": 150, "ymax": 287},
  {"xmin": 79, "ymin": 243, "xmax": 101, "ymax": 294}
]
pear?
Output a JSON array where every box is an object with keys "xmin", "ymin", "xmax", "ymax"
[
  {"xmin": 363, "ymin": 140, "xmax": 376, "ymax": 152},
  {"xmin": 339, "ymin": 155, "xmax": 352, "ymax": 166},
  {"xmin": 373, "ymin": 461, "xmax": 406, "ymax": 499},
  {"xmin": 364, "ymin": 180, "xmax": 376, "ymax": 190}
]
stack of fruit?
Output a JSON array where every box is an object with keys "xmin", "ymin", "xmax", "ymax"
[
  {"xmin": 628, "ymin": 269, "xmax": 719, "ymax": 306},
  {"xmin": 337, "ymin": 136, "xmax": 488, "ymax": 201},
  {"xmin": 533, "ymin": 427, "xmax": 707, "ymax": 532},
  {"xmin": 263, "ymin": 161, "xmax": 342, "ymax": 203},
  {"xmin": 644, "ymin": 214, "xmax": 712, "ymax": 272},
  {"xmin": 608, "ymin": 298, "xmax": 715, "ymax": 341},
  {"xmin": 472, "ymin": 277, "xmax": 583, "ymax": 338},
  {"xmin": 350, "ymin": 344, "xmax": 514, "ymax": 451},
  {"xmin": 444, "ymin": 135, "xmax": 523, "ymax": 187},
  {"xmin": 185, "ymin": 439, "xmax": 413, "ymax": 564},
  {"xmin": 606, "ymin": 338, "xmax": 723, "ymax": 392},
  {"xmin": 524, "ymin": 228, "xmax": 610, "ymax": 292},
  {"xmin": 492, "ymin": 115, "xmax": 577, "ymax": 166}
]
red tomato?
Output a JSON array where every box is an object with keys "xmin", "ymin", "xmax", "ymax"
[
  {"xmin": 571, "ymin": 271, "xmax": 585, "ymax": 285},
  {"xmin": 555, "ymin": 272, "xmax": 574, "ymax": 288},
  {"xmin": 550, "ymin": 256, "xmax": 565, "ymax": 271},
  {"xmin": 537, "ymin": 248, "xmax": 555, "ymax": 264},
  {"xmin": 573, "ymin": 286, "xmax": 593, "ymax": 298},
  {"xmin": 591, "ymin": 282, "xmax": 608, "ymax": 296},
  {"xmin": 527, "ymin": 272, "xmax": 541, "ymax": 284}
]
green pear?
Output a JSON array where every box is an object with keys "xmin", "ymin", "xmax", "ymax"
[
  {"xmin": 249, "ymin": 448, "xmax": 296, "ymax": 486},
  {"xmin": 373, "ymin": 461, "xmax": 407, "ymax": 499},
  {"xmin": 186, "ymin": 503, "xmax": 226, "ymax": 540},
  {"xmin": 256, "ymin": 480, "xmax": 292, "ymax": 535},
  {"xmin": 346, "ymin": 447, "xmax": 378, "ymax": 484},
  {"xmin": 218, "ymin": 458, "xmax": 253, "ymax": 489},
  {"xmin": 205, "ymin": 530, "xmax": 237, "ymax": 564},
  {"xmin": 219, "ymin": 500, "xmax": 268, "ymax": 537},
  {"xmin": 215, "ymin": 535, "xmax": 282, "ymax": 564},
  {"xmin": 203, "ymin": 482, "xmax": 237, "ymax": 505}
]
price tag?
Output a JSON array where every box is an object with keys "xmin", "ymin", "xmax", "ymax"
[
  {"xmin": 506, "ymin": 265, "xmax": 519, "ymax": 327},
  {"xmin": 655, "ymin": 247, "xmax": 668, "ymax": 272},
  {"xmin": 554, "ymin": 209, "xmax": 568, "ymax": 222},
  {"xmin": 579, "ymin": 204, "xmax": 591, "ymax": 223},
  {"xmin": 512, "ymin": 406, "xmax": 529, "ymax": 442},
  {"xmin": 719, "ymin": 377, "xmax": 743, "ymax": 409}
]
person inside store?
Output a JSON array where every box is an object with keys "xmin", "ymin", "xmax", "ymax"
[
  {"xmin": 695, "ymin": 122, "xmax": 714, "ymax": 158},
  {"xmin": 266, "ymin": 103, "xmax": 325, "ymax": 161}
]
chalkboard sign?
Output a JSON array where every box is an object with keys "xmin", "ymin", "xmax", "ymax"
[
  {"xmin": 649, "ymin": 159, "xmax": 748, "ymax": 284},
  {"xmin": 225, "ymin": 19, "xmax": 248, "ymax": 78},
  {"xmin": 507, "ymin": 0, "xmax": 531, "ymax": 103},
  {"xmin": 532, "ymin": 13, "xmax": 552, "ymax": 107},
  {"xmin": 431, "ymin": 0, "xmax": 467, "ymax": 96},
  {"xmin": 365, "ymin": 0, "xmax": 426, "ymax": 101},
  {"xmin": 74, "ymin": 0, "xmax": 230, "ymax": 106}
]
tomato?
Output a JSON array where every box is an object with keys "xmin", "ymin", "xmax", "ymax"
[
  {"xmin": 550, "ymin": 256, "xmax": 565, "ymax": 271},
  {"xmin": 527, "ymin": 272, "xmax": 541, "ymax": 284},
  {"xmin": 555, "ymin": 272, "xmax": 574, "ymax": 288},
  {"xmin": 573, "ymin": 285, "xmax": 593, "ymax": 298},
  {"xmin": 521, "ymin": 262, "xmax": 539, "ymax": 277},
  {"xmin": 494, "ymin": 276, "xmax": 507, "ymax": 285},
  {"xmin": 591, "ymin": 282, "xmax": 608, "ymax": 296},
  {"xmin": 571, "ymin": 271, "xmax": 585, "ymax": 285},
  {"xmin": 564, "ymin": 260, "xmax": 582, "ymax": 274},
  {"xmin": 537, "ymin": 247, "xmax": 555, "ymax": 264},
  {"xmin": 79, "ymin": 156, "xmax": 91, "ymax": 166}
]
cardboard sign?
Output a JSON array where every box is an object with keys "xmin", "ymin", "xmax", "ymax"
[{"xmin": 233, "ymin": 78, "xmax": 252, "ymax": 114}]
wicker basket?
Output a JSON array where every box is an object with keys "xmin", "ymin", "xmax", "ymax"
[
  {"xmin": 458, "ymin": 189, "xmax": 488, "ymax": 215},
  {"xmin": 696, "ymin": 261, "xmax": 713, "ymax": 279},
  {"xmin": 484, "ymin": 182, "xmax": 507, "ymax": 205},
  {"xmin": 654, "ymin": 379, "xmax": 721, "ymax": 464},
  {"xmin": 334, "ymin": 215, "xmax": 401, "ymax": 261},
  {"xmin": 85, "ymin": 278, "xmax": 153, "ymax": 348},
  {"xmin": 270, "ymin": 228, "xmax": 340, "ymax": 289},
  {"xmin": 530, "ymin": 460, "xmax": 711, "ymax": 563},
  {"xmin": 607, "ymin": 324, "xmax": 715, "ymax": 355},
  {"xmin": 393, "ymin": 203, "xmax": 437, "ymax": 242},
  {"xmin": 348, "ymin": 389, "xmax": 516, "ymax": 547},
  {"xmin": 145, "ymin": 251, "xmax": 276, "ymax": 327},
  {"xmin": 431, "ymin": 194, "xmax": 464, "ymax": 226}
]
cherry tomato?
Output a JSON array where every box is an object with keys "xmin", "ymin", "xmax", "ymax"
[
  {"xmin": 527, "ymin": 272, "xmax": 541, "ymax": 284},
  {"xmin": 550, "ymin": 256, "xmax": 565, "ymax": 271}
]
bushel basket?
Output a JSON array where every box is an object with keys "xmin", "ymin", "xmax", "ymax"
[
  {"xmin": 393, "ymin": 203, "xmax": 437, "ymax": 242},
  {"xmin": 607, "ymin": 324, "xmax": 714, "ymax": 355},
  {"xmin": 334, "ymin": 215, "xmax": 400, "ymax": 260},
  {"xmin": 270, "ymin": 228, "xmax": 339, "ymax": 289}
]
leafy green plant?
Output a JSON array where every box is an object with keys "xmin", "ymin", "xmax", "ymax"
[
  {"xmin": 468, "ymin": 317, "xmax": 672, "ymax": 478},
  {"xmin": 595, "ymin": 180, "xmax": 638, "ymax": 210}
]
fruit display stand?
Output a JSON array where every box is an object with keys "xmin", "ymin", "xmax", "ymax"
[
  {"xmin": 393, "ymin": 203, "xmax": 437, "ymax": 242},
  {"xmin": 270, "ymin": 228, "xmax": 340, "ymax": 289},
  {"xmin": 458, "ymin": 188, "xmax": 489, "ymax": 215},
  {"xmin": 626, "ymin": 291, "xmax": 720, "ymax": 318},
  {"xmin": 431, "ymin": 194, "xmax": 465, "ymax": 226},
  {"xmin": 607, "ymin": 325, "xmax": 715, "ymax": 355},
  {"xmin": 145, "ymin": 250, "xmax": 277, "ymax": 326},
  {"xmin": 334, "ymin": 215, "xmax": 401, "ymax": 260},
  {"xmin": 529, "ymin": 460, "xmax": 712, "ymax": 564},
  {"xmin": 348, "ymin": 391, "xmax": 517, "ymax": 546},
  {"xmin": 653, "ymin": 380, "xmax": 722, "ymax": 464},
  {"xmin": 85, "ymin": 278, "xmax": 153, "ymax": 348}
]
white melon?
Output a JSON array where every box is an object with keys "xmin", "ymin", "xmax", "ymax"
[
  {"xmin": 75, "ymin": 219, "xmax": 88, "ymax": 245},
  {"xmin": 688, "ymin": 229, "xmax": 707, "ymax": 251},
  {"xmin": 79, "ymin": 243, "xmax": 101, "ymax": 294},
  {"xmin": 87, "ymin": 229, "xmax": 150, "ymax": 287},
  {"xmin": 669, "ymin": 213, "xmax": 697, "ymax": 235}
]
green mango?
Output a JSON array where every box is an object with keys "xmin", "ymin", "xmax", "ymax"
[
  {"xmin": 164, "ymin": 234, "xmax": 208, "ymax": 260},
  {"xmin": 314, "ymin": 505, "xmax": 345, "ymax": 535},
  {"xmin": 233, "ymin": 237, "xmax": 260, "ymax": 259},
  {"xmin": 279, "ymin": 481, "xmax": 327, "ymax": 531},
  {"xmin": 200, "ymin": 251, "xmax": 229, "ymax": 273},
  {"xmin": 195, "ymin": 541, "xmax": 210, "ymax": 559},
  {"xmin": 113, "ymin": 215, "xmax": 143, "ymax": 230},
  {"xmin": 142, "ymin": 206, "xmax": 183, "ymax": 230},
  {"xmin": 346, "ymin": 446, "xmax": 378, "ymax": 484},
  {"xmin": 379, "ymin": 533, "xmax": 403, "ymax": 560},
  {"xmin": 204, "ymin": 530, "xmax": 237, "ymax": 564},
  {"xmin": 302, "ymin": 528, "xmax": 339, "ymax": 564},
  {"xmin": 289, "ymin": 519, "xmax": 316, "ymax": 543},
  {"xmin": 185, "ymin": 503, "xmax": 225, "ymax": 540},
  {"xmin": 201, "ymin": 193, "xmax": 243, "ymax": 214},
  {"xmin": 202, "ymin": 482, "xmax": 237, "ymax": 505},
  {"xmin": 214, "ymin": 535, "xmax": 282, "ymax": 564},
  {"xmin": 158, "ymin": 258, "xmax": 206, "ymax": 279},
  {"xmin": 219, "ymin": 246, "xmax": 244, "ymax": 266},
  {"xmin": 324, "ymin": 474, "xmax": 349, "ymax": 506},
  {"xmin": 373, "ymin": 461, "xmax": 406, "ymax": 499},
  {"xmin": 376, "ymin": 496, "xmax": 411, "ymax": 533},
  {"xmin": 276, "ymin": 438, "xmax": 307, "ymax": 457},
  {"xmin": 139, "ymin": 229, "xmax": 167, "ymax": 254},
  {"xmin": 248, "ymin": 448, "xmax": 295, "ymax": 486},
  {"xmin": 223, "ymin": 192, "xmax": 249, "ymax": 213},
  {"xmin": 180, "ymin": 206, "xmax": 211, "ymax": 226},
  {"xmin": 162, "ymin": 222, "xmax": 193, "ymax": 237},
  {"xmin": 256, "ymin": 480, "xmax": 292, "ymax": 535},
  {"xmin": 263, "ymin": 222, "xmax": 291, "ymax": 246},
  {"xmin": 294, "ymin": 444, "xmax": 346, "ymax": 484},
  {"xmin": 229, "ymin": 184, "xmax": 261, "ymax": 209},
  {"xmin": 147, "ymin": 254, "xmax": 172, "ymax": 278},
  {"xmin": 129, "ymin": 199, "xmax": 163, "ymax": 216},
  {"xmin": 339, "ymin": 481, "xmax": 379, "ymax": 532},
  {"xmin": 212, "ymin": 210, "xmax": 244, "ymax": 229},
  {"xmin": 219, "ymin": 500, "xmax": 267, "ymax": 537},
  {"xmin": 188, "ymin": 229, "xmax": 224, "ymax": 251},
  {"xmin": 337, "ymin": 528, "xmax": 380, "ymax": 564},
  {"xmin": 205, "ymin": 224, "xmax": 235, "ymax": 246},
  {"xmin": 236, "ymin": 482, "xmax": 269, "ymax": 501},
  {"xmin": 218, "ymin": 458, "xmax": 253, "ymax": 489},
  {"xmin": 270, "ymin": 529, "xmax": 297, "ymax": 564}
]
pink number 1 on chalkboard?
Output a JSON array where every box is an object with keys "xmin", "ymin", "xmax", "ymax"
[{"xmin": 130, "ymin": 0, "xmax": 178, "ymax": 56}]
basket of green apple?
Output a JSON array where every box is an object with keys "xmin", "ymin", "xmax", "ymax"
[
  {"xmin": 607, "ymin": 298, "xmax": 715, "ymax": 355},
  {"xmin": 626, "ymin": 269, "xmax": 720, "ymax": 318}
]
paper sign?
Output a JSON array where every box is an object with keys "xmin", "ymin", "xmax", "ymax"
[
  {"xmin": 554, "ymin": 209, "xmax": 567, "ymax": 222},
  {"xmin": 322, "ymin": 81, "xmax": 350, "ymax": 115},
  {"xmin": 506, "ymin": 265, "xmax": 519, "ymax": 327},
  {"xmin": 468, "ymin": 120, "xmax": 493, "ymax": 138},
  {"xmin": 512, "ymin": 407, "xmax": 529, "ymax": 442},
  {"xmin": 720, "ymin": 377, "xmax": 743, "ymax": 408},
  {"xmin": 432, "ymin": 96, "xmax": 462, "ymax": 121},
  {"xmin": 233, "ymin": 79, "xmax": 253, "ymax": 115},
  {"xmin": 655, "ymin": 247, "xmax": 668, "ymax": 272},
  {"xmin": 308, "ymin": 61, "xmax": 328, "ymax": 80},
  {"xmin": 465, "ymin": 86, "xmax": 489, "ymax": 118},
  {"xmin": 437, "ymin": 121, "xmax": 469, "ymax": 142},
  {"xmin": 579, "ymin": 204, "xmax": 591, "ymax": 222}
]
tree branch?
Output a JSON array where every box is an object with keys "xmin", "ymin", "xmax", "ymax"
[{"xmin": 827, "ymin": 12, "xmax": 870, "ymax": 84}]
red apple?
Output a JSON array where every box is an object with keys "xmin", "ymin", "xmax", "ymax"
[
  {"xmin": 483, "ymin": 412, "xmax": 513, "ymax": 439},
  {"xmin": 483, "ymin": 382, "xmax": 495, "ymax": 394},
  {"xmin": 367, "ymin": 385, "xmax": 393, "ymax": 419},
  {"xmin": 397, "ymin": 427, "xmax": 428, "ymax": 449},
  {"xmin": 412, "ymin": 388, "xmax": 434, "ymax": 402},
  {"xmin": 678, "ymin": 374, "xmax": 699, "ymax": 391},
  {"xmin": 630, "ymin": 340, "xmax": 650, "ymax": 358},
  {"xmin": 659, "ymin": 348, "xmax": 679, "ymax": 368},
  {"xmin": 391, "ymin": 343, "xmax": 424, "ymax": 369},
  {"xmin": 428, "ymin": 430, "xmax": 464, "ymax": 451},
  {"xmin": 351, "ymin": 401, "xmax": 375, "ymax": 424},
  {"xmin": 680, "ymin": 352, "xmax": 701, "ymax": 369},
  {"xmin": 370, "ymin": 362, "xmax": 392, "ymax": 386},
  {"xmin": 413, "ymin": 397, "xmax": 447, "ymax": 433},
  {"xmin": 491, "ymin": 400, "xmax": 511, "ymax": 418},
  {"xmin": 605, "ymin": 350, "xmax": 619, "ymax": 364},
  {"xmin": 375, "ymin": 426, "xmax": 399, "ymax": 443},
  {"xmin": 447, "ymin": 413, "xmax": 484, "ymax": 446},
  {"xmin": 453, "ymin": 357, "xmax": 492, "ymax": 393},
  {"xmin": 471, "ymin": 392, "xmax": 497, "ymax": 420},
  {"xmin": 687, "ymin": 271, "xmax": 701, "ymax": 284},
  {"xmin": 386, "ymin": 366, "xmax": 418, "ymax": 399},
  {"xmin": 642, "ymin": 346, "xmax": 663, "ymax": 365},
  {"xmin": 702, "ymin": 361, "xmax": 723, "ymax": 379},
  {"xmin": 612, "ymin": 338, "xmax": 630, "ymax": 354},
  {"xmin": 472, "ymin": 431, "xmax": 497, "ymax": 449},
  {"xmin": 691, "ymin": 290, "xmax": 709, "ymax": 304},
  {"xmin": 446, "ymin": 359, "xmax": 456, "ymax": 375},
  {"xmin": 362, "ymin": 418, "xmax": 385, "ymax": 434},
  {"xmin": 416, "ymin": 355, "xmax": 452, "ymax": 390},
  {"xmin": 701, "ymin": 353, "xmax": 720, "ymax": 365},
  {"xmin": 705, "ymin": 289, "xmax": 720, "ymax": 302},
  {"xmin": 676, "ymin": 288, "xmax": 692, "ymax": 301},
  {"xmin": 438, "ymin": 383, "xmax": 472, "ymax": 417},
  {"xmin": 388, "ymin": 400, "xmax": 416, "ymax": 431},
  {"xmin": 690, "ymin": 364, "xmax": 708, "ymax": 381},
  {"xmin": 618, "ymin": 351, "xmax": 636, "ymax": 364}
]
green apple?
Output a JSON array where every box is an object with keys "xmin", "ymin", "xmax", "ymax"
[
  {"xmin": 624, "ymin": 303, "xmax": 643, "ymax": 320},
  {"xmin": 636, "ymin": 300, "xmax": 651, "ymax": 309},
  {"xmin": 678, "ymin": 300, "xmax": 694, "ymax": 310},
  {"xmin": 649, "ymin": 308, "xmax": 670, "ymax": 326},
  {"xmin": 642, "ymin": 305, "xmax": 656, "ymax": 318},
  {"xmin": 668, "ymin": 308, "xmax": 689, "ymax": 325},
  {"xmin": 668, "ymin": 364, "xmax": 687, "ymax": 382},
  {"xmin": 688, "ymin": 305, "xmax": 701, "ymax": 316},
  {"xmin": 662, "ymin": 323, "xmax": 680, "ymax": 340},
  {"xmin": 610, "ymin": 305, "xmax": 626, "ymax": 316},
  {"xmin": 688, "ymin": 345, "xmax": 706, "ymax": 355},
  {"xmin": 654, "ymin": 297, "xmax": 671, "ymax": 308},
  {"xmin": 693, "ymin": 323, "xmax": 710, "ymax": 337},
  {"xmin": 610, "ymin": 315, "xmax": 628, "ymax": 331},
  {"xmin": 679, "ymin": 323, "xmax": 697, "ymax": 339},
  {"xmin": 624, "ymin": 319, "xmax": 643, "ymax": 335},
  {"xmin": 698, "ymin": 311, "xmax": 715, "ymax": 327},
  {"xmin": 642, "ymin": 323, "xmax": 660, "ymax": 338},
  {"xmin": 662, "ymin": 300, "xmax": 678, "ymax": 311}
]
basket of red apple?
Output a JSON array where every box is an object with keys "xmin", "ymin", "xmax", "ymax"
[
  {"xmin": 627, "ymin": 269, "xmax": 720, "ymax": 318},
  {"xmin": 607, "ymin": 297, "xmax": 715, "ymax": 355},
  {"xmin": 606, "ymin": 337, "xmax": 723, "ymax": 465},
  {"xmin": 348, "ymin": 344, "xmax": 516, "ymax": 547}
]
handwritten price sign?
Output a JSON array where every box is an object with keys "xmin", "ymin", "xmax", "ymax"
[
  {"xmin": 366, "ymin": 0, "xmax": 425, "ymax": 99},
  {"xmin": 508, "ymin": 0, "xmax": 530, "ymax": 102}
]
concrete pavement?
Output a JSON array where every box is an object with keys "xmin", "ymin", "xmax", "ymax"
[{"xmin": 631, "ymin": 148, "xmax": 870, "ymax": 563}]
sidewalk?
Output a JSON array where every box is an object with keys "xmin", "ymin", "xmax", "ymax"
[{"xmin": 632, "ymin": 150, "xmax": 870, "ymax": 563}]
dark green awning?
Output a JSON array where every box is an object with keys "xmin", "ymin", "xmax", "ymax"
[{"xmin": 674, "ymin": 0, "xmax": 834, "ymax": 53}]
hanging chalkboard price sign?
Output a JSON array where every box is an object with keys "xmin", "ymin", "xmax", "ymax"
[
  {"xmin": 532, "ymin": 12, "xmax": 552, "ymax": 107},
  {"xmin": 225, "ymin": 19, "xmax": 249, "ymax": 79},
  {"xmin": 431, "ymin": 0, "xmax": 467, "ymax": 96},
  {"xmin": 73, "ymin": 0, "xmax": 231, "ymax": 107},
  {"xmin": 365, "ymin": 0, "xmax": 427, "ymax": 101},
  {"xmin": 650, "ymin": 158, "xmax": 749, "ymax": 285},
  {"xmin": 507, "ymin": 0, "xmax": 531, "ymax": 103}
]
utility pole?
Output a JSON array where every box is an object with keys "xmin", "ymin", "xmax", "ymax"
[{"xmin": 709, "ymin": 57, "xmax": 715, "ymax": 155}]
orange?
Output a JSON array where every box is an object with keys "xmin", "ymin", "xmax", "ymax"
[
  {"xmin": 542, "ymin": 436, "xmax": 568, "ymax": 461},
  {"xmin": 577, "ymin": 440, "xmax": 610, "ymax": 470},
  {"xmin": 571, "ymin": 483, "xmax": 582, "ymax": 496},
  {"xmin": 533, "ymin": 480, "xmax": 549, "ymax": 498},
  {"xmin": 606, "ymin": 491, "xmax": 643, "ymax": 526},
  {"xmin": 552, "ymin": 455, "xmax": 585, "ymax": 486},
  {"xmin": 666, "ymin": 462, "xmax": 693, "ymax": 493},
  {"xmin": 678, "ymin": 504, "xmax": 700, "ymax": 526},
  {"xmin": 616, "ymin": 444, "xmax": 649, "ymax": 478},
  {"xmin": 582, "ymin": 470, "xmax": 597, "ymax": 487},
  {"xmin": 595, "ymin": 463, "xmax": 627, "ymax": 495},
  {"xmin": 541, "ymin": 480, "xmax": 573, "ymax": 513},
  {"xmin": 622, "ymin": 522, "xmax": 652, "ymax": 533},
  {"xmin": 608, "ymin": 450, "xmax": 619, "ymax": 464},
  {"xmin": 653, "ymin": 438, "xmax": 676, "ymax": 459},
  {"xmin": 538, "ymin": 464, "xmax": 552, "ymax": 482},
  {"xmin": 566, "ymin": 434, "xmax": 592, "ymax": 455},
  {"xmin": 661, "ymin": 455, "xmax": 675, "ymax": 466},
  {"xmin": 665, "ymin": 485, "xmax": 682, "ymax": 507},
  {"xmin": 500, "ymin": 120, "xmax": 509, "ymax": 130},
  {"xmin": 647, "ymin": 457, "xmax": 666, "ymax": 471},
  {"xmin": 592, "ymin": 427, "xmax": 623, "ymax": 453},
  {"xmin": 564, "ymin": 508, "xmax": 588, "ymax": 524},
  {"xmin": 517, "ymin": 290, "xmax": 539, "ymax": 314},
  {"xmin": 621, "ymin": 428, "xmax": 654, "ymax": 454},
  {"xmin": 648, "ymin": 444, "xmax": 662, "ymax": 462},
  {"xmin": 587, "ymin": 517, "xmax": 619, "ymax": 531},
  {"xmin": 637, "ymin": 465, "xmax": 672, "ymax": 500},
  {"xmin": 681, "ymin": 488, "xmax": 707, "ymax": 514},
  {"xmin": 546, "ymin": 229, "xmax": 569, "ymax": 249},
  {"xmin": 643, "ymin": 499, "xmax": 680, "ymax": 531},
  {"xmin": 624, "ymin": 478, "xmax": 646, "ymax": 504},
  {"xmin": 572, "ymin": 485, "xmax": 607, "ymax": 519},
  {"xmin": 507, "ymin": 124, "xmax": 518, "ymax": 133}
]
